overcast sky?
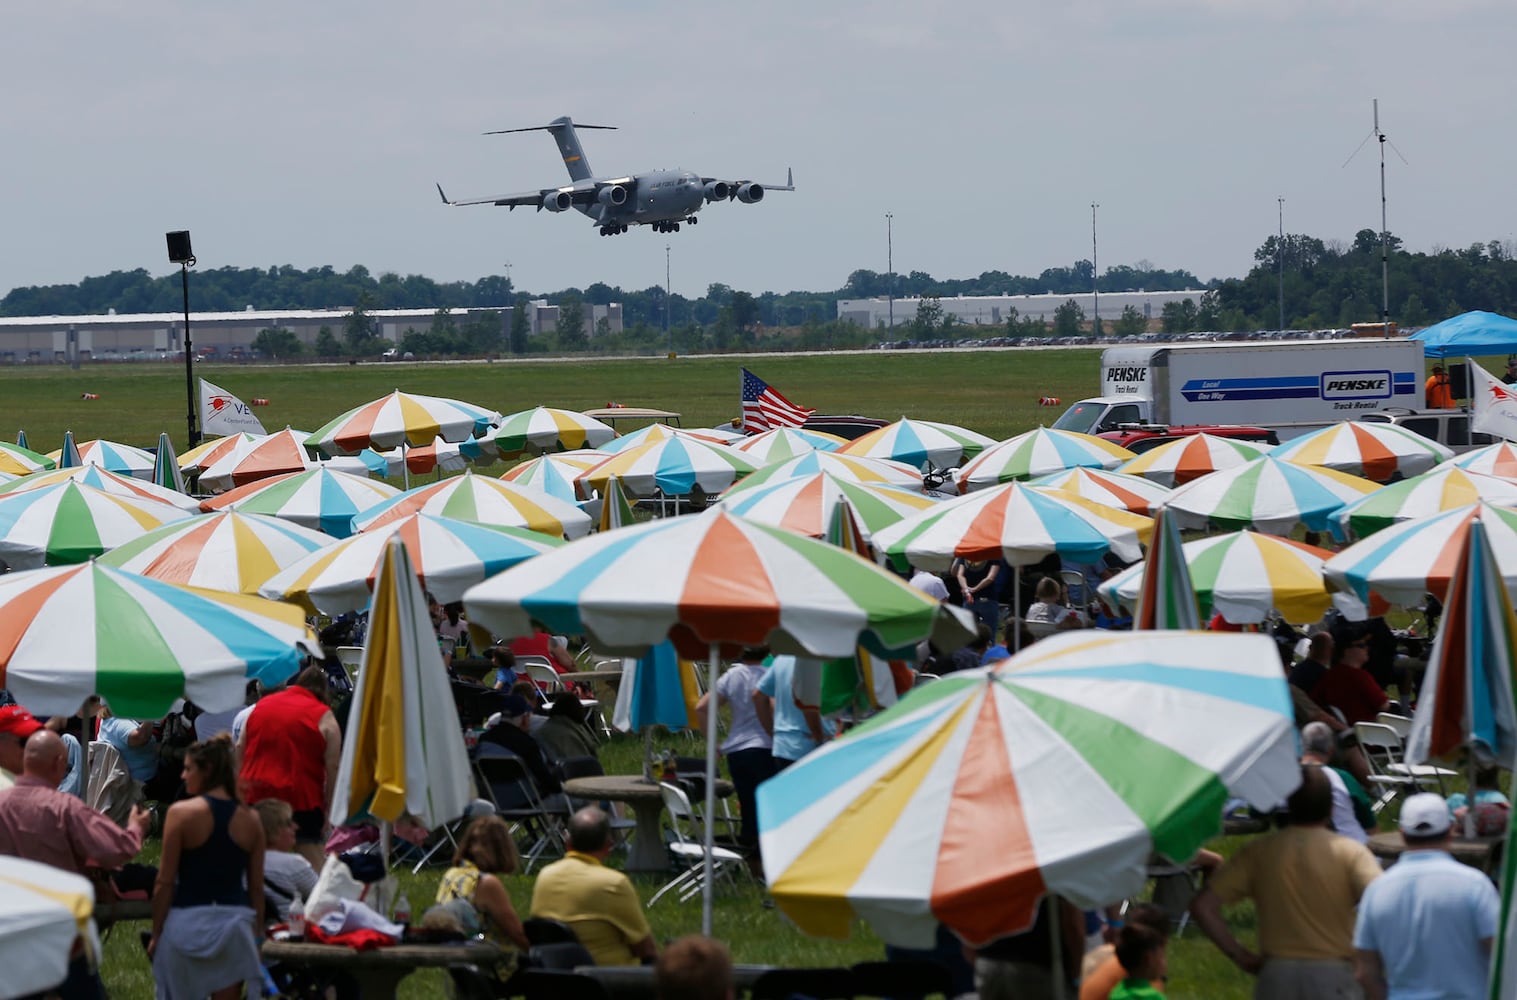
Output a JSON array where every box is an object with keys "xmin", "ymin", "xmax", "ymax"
[{"xmin": 3, "ymin": 2, "xmax": 1511, "ymax": 304}]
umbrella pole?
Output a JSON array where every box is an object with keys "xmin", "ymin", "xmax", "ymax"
[
  {"xmin": 402, "ymin": 442, "xmax": 410, "ymax": 490},
  {"xmin": 1047, "ymin": 894, "xmax": 1066, "ymax": 1000},
  {"xmin": 643, "ymin": 728, "xmax": 654, "ymax": 783},
  {"xmin": 702, "ymin": 642, "xmax": 719, "ymax": 936},
  {"xmin": 1012, "ymin": 572, "xmax": 1022, "ymax": 654}
]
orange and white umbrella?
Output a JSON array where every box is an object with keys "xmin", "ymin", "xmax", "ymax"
[
  {"xmin": 308, "ymin": 390, "xmax": 499, "ymax": 454},
  {"xmin": 1117, "ymin": 433, "xmax": 1275, "ymax": 488},
  {"xmin": 1271, "ymin": 421, "xmax": 1452, "ymax": 483},
  {"xmin": 1027, "ymin": 467, "xmax": 1172, "ymax": 515},
  {"xmin": 200, "ymin": 467, "xmax": 401, "ymax": 538},
  {"xmin": 351, "ymin": 469, "xmax": 593, "ymax": 539},
  {"xmin": 198, "ymin": 428, "xmax": 317, "ymax": 492},
  {"xmin": 0, "ymin": 465, "xmax": 200, "ymax": 511},
  {"xmin": 98, "ymin": 511, "xmax": 333, "ymax": 596}
]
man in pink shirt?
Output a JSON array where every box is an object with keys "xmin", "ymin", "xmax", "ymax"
[{"xmin": 0, "ymin": 729, "xmax": 150, "ymax": 875}]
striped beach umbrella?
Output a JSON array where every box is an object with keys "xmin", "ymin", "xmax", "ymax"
[
  {"xmin": 0, "ymin": 441, "xmax": 55, "ymax": 477},
  {"xmin": 1152, "ymin": 456, "xmax": 1377, "ymax": 536},
  {"xmin": 177, "ymin": 433, "xmax": 262, "ymax": 475},
  {"xmin": 198, "ymin": 428, "xmax": 318, "ymax": 491},
  {"xmin": 200, "ymin": 467, "xmax": 401, "ymax": 538},
  {"xmin": 1027, "ymin": 467, "xmax": 1172, "ymax": 515},
  {"xmin": 500, "ymin": 451, "xmax": 610, "ymax": 504},
  {"xmin": 576, "ymin": 437, "xmax": 758, "ymax": 499},
  {"xmin": 46, "ymin": 438, "xmax": 155, "ymax": 480},
  {"xmin": 152, "ymin": 433, "xmax": 186, "ymax": 494},
  {"xmin": 730, "ymin": 427, "xmax": 848, "ymax": 464},
  {"xmin": 871, "ymin": 481, "xmax": 1151, "ymax": 573},
  {"xmin": 493, "ymin": 406, "xmax": 619, "ymax": 456},
  {"xmin": 1132, "ymin": 510, "xmax": 1201, "ymax": 630},
  {"xmin": 0, "ymin": 857, "xmax": 100, "ymax": 999},
  {"xmin": 57, "ymin": 431, "xmax": 81, "ymax": 470},
  {"xmin": 1117, "ymin": 433, "xmax": 1275, "ymax": 488},
  {"xmin": 352, "ymin": 469, "xmax": 593, "ymax": 540},
  {"xmin": 0, "ymin": 480, "xmax": 194, "ymax": 568},
  {"xmin": 838, "ymin": 417, "xmax": 995, "ymax": 470},
  {"xmin": 0, "ymin": 471, "xmax": 14, "ymax": 485},
  {"xmin": 1271, "ymin": 421, "xmax": 1452, "ymax": 483},
  {"xmin": 1333, "ymin": 467, "xmax": 1517, "ymax": 540},
  {"xmin": 599, "ymin": 476, "xmax": 636, "ymax": 532},
  {"xmin": 956, "ymin": 428, "xmax": 1134, "ymax": 492},
  {"xmin": 1436, "ymin": 441, "xmax": 1517, "ymax": 482},
  {"xmin": 331, "ymin": 535, "xmax": 473, "ymax": 829},
  {"xmin": 1323, "ymin": 504, "xmax": 1517, "ymax": 607},
  {"xmin": 714, "ymin": 472, "xmax": 938, "ymax": 543},
  {"xmin": 0, "ymin": 465, "xmax": 200, "ymax": 511},
  {"xmin": 260, "ymin": 513, "xmax": 562, "ymax": 614},
  {"xmin": 464, "ymin": 507, "xmax": 977, "ymax": 934},
  {"xmin": 0, "ymin": 560, "xmax": 313, "ymax": 718},
  {"xmin": 307, "ymin": 390, "xmax": 499, "ymax": 455},
  {"xmin": 400, "ymin": 435, "xmax": 500, "ymax": 476},
  {"xmin": 757, "ymin": 630, "xmax": 1299, "ymax": 948},
  {"xmin": 1102, "ymin": 530, "xmax": 1359, "ymax": 625},
  {"xmin": 597, "ymin": 424, "xmax": 732, "ymax": 455},
  {"xmin": 724, "ymin": 452, "xmax": 926, "ymax": 496},
  {"xmin": 99, "ymin": 511, "xmax": 333, "ymax": 596}
]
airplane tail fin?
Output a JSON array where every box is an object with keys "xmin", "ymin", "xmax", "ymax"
[{"xmin": 485, "ymin": 115, "xmax": 615, "ymax": 184}]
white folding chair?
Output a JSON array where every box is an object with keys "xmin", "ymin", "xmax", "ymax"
[
  {"xmin": 1375, "ymin": 711, "xmax": 1413, "ymax": 740},
  {"xmin": 521, "ymin": 658, "xmax": 564, "ymax": 695},
  {"xmin": 1354, "ymin": 721, "xmax": 1457, "ymax": 810},
  {"xmin": 336, "ymin": 645, "xmax": 365, "ymax": 682},
  {"xmin": 649, "ymin": 782, "xmax": 748, "ymax": 906}
]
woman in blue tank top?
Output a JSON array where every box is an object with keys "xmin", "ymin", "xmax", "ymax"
[{"xmin": 149, "ymin": 734, "xmax": 267, "ymax": 999}]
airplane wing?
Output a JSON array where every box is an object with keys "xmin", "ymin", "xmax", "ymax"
[
  {"xmin": 435, "ymin": 182, "xmax": 598, "ymax": 210},
  {"xmin": 700, "ymin": 168, "xmax": 795, "ymax": 192}
]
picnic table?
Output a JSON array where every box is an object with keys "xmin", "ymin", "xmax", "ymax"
[
  {"xmin": 1367, "ymin": 830, "xmax": 1504, "ymax": 876},
  {"xmin": 562, "ymin": 773, "xmax": 733, "ymax": 872},
  {"xmin": 578, "ymin": 963, "xmax": 776, "ymax": 999},
  {"xmin": 261, "ymin": 939, "xmax": 505, "ymax": 1000}
]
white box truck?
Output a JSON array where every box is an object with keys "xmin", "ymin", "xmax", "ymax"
[{"xmin": 1051, "ymin": 339, "xmax": 1427, "ymax": 442}]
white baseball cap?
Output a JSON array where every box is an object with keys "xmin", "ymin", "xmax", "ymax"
[{"xmin": 1399, "ymin": 792, "xmax": 1452, "ymax": 838}]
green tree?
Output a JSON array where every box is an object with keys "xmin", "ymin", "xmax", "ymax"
[
  {"xmin": 251, "ymin": 326, "xmax": 303, "ymax": 358},
  {"xmin": 429, "ymin": 308, "xmax": 459, "ymax": 353},
  {"xmin": 594, "ymin": 315, "xmax": 611, "ymax": 342},
  {"xmin": 510, "ymin": 301, "xmax": 529, "ymax": 354},
  {"xmin": 1161, "ymin": 298, "xmax": 1199, "ymax": 334},
  {"xmin": 911, "ymin": 296, "xmax": 945, "ymax": 338},
  {"xmin": 343, "ymin": 292, "xmax": 382, "ymax": 355},
  {"xmin": 314, "ymin": 325, "xmax": 340, "ymax": 357},
  {"xmin": 556, "ymin": 296, "xmax": 587, "ymax": 351},
  {"xmin": 730, "ymin": 290, "xmax": 758, "ymax": 332},
  {"xmin": 1113, "ymin": 305, "xmax": 1146, "ymax": 337},
  {"xmin": 1196, "ymin": 291, "xmax": 1222, "ymax": 330},
  {"xmin": 1052, "ymin": 299, "xmax": 1085, "ymax": 337}
]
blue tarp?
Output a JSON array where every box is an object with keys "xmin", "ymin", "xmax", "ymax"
[{"xmin": 1409, "ymin": 310, "xmax": 1517, "ymax": 358}]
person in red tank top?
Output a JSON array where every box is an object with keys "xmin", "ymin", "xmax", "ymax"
[
  {"xmin": 237, "ymin": 666, "xmax": 341, "ymax": 868},
  {"xmin": 508, "ymin": 628, "xmax": 577, "ymax": 674}
]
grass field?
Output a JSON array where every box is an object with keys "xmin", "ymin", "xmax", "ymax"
[{"xmin": 0, "ymin": 349, "xmax": 1101, "ymax": 455}]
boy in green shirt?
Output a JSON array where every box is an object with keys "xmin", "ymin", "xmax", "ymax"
[{"xmin": 1109, "ymin": 924, "xmax": 1167, "ymax": 1000}]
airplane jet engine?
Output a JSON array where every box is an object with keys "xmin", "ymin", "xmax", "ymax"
[
  {"xmin": 735, "ymin": 183, "xmax": 764, "ymax": 204},
  {"xmin": 703, "ymin": 181, "xmax": 730, "ymax": 202},
  {"xmin": 542, "ymin": 191, "xmax": 573, "ymax": 212},
  {"xmin": 597, "ymin": 184, "xmax": 629, "ymax": 207}
]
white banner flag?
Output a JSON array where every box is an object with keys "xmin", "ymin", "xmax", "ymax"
[
  {"xmin": 1469, "ymin": 360, "xmax": 1517, "ymax": 441},
  {"xmin": 199, "ymin": 378, "xmax": 266, "ymax": 437}
]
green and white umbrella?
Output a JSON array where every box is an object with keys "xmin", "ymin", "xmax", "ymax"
[
  {"xmin": 956, "ymin": 428, "xmax": 1134, "ymax": 492},
  {"xmin": 99, "ymin": 511, "xmax": 334, "ymax": 596},
  {"xmin": 838, "ymin": 417, "xmax": 995, "ymax": 470},
  {"xmin": 200, "ymin": 467, "xmax": 401, "ymax": 538},
  {"xmin": 153, "ymin": 432, "xmax": 186, "ymax": 494},
  {"xmin": 730, "ymin": 427, "xmax": 848, "ymax": 465},
  {"xmin": 0, "ymin": 441, "xmax": 55, "ymax": 477},
  {"xmin": 0, "ymin": 560, "xmax": 315, "ymax": 717},
  {"xmin": 1270, "ymin": 420, "xmax": 1452, "ymax": 483},
  {"xmin": 351, "ymin": 469, "xmax": 593, "ymax": 540},
  {"xmin": 1151, "ymin": 456, "xmax": 1377, "ymax": 536},
  {"xmin": 598, "ymin": 475, "xmax": 636, "ymax": 532},
  {"xmin": 577, "ymin": 436, "xmax": 757, "ymax": 499},
  {"xmin": 1131, "ymin": 509, "xmax": 1200, "ymax": 630},
  {"xmin": 493, "ymin": 406, "xmax": 619, "ymax": 456},
  {"xmin": 0, "ymin": 480, "xmax": 194, "ymax": 568},
  {"xmin": 1332, "ymin": 467, "xmax": 1517, "ymax": 540},
  {"xmin": 714, "ymin": 471, "xmax": 938, "ymax": 543},
  {"xmin": 0, "ymin": 465, "xmax": 200, "ymax": 511},
  {"xmin": 1117, "ymin": 433, "xmax": 1275, "ymax": 488}
]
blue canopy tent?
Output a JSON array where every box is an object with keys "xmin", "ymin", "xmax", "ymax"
[{"xmin": 1409, "ymin": 311, "xmax": 1517, "ymax": 358}]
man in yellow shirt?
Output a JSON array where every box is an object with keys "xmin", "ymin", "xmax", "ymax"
[
  {"xmin": 1189, "ymin": 765, "xmax": 1381, "ymax": 998},
  {"xmin": 530, "ymin": 806, "xmax": 657, "ymax": 966}
]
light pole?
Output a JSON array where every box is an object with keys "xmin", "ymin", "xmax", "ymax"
[
  {"xmin": 665, "ymin": 244, "xmax": 672, "ymax": 354},
  {"xmin": 886, "ymin": 213, "xmax": 894, "ymax": 331},
  {"xmin": 1277, "ymin": 198, "xmax": 1285, "ymax": 331},
  {"xmin": 1090, "ymin": 203, "xmax": 1100, "ymax": 336},
  {"xmin": 166, "ymin": 230, "xmax": 199, "ymax": 446}
]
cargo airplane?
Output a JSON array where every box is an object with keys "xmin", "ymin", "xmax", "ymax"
[{"xmin": 436, "ymin": 116, "xmax": 793, "ymax": 236}]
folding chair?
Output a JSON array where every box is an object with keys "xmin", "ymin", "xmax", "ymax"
[
  {"xmin": 335, "ymin": 645, "xmax": 365, "ymax": 682},
  {"xmin": 520, "ymin": 657, "xmax": 564, "ymax": 695},
  {"xmin": 1375, "ymin": 711, "xmax": 1413, "ymax": 740},
  {"xmin": 557, "ymin": 756, "xmax": 637, "ymax": 842},
  {"xmin": 473, "ymin": 749, "xmax": 566, "ymax": 872},
  {"xmin": 850, "ymin": 960, "xmax": 955, "ymax": 1000},
  {"xmin": 1354, "ymin": 721, "xmax": 1457, "ymax": 811},
  {"xmin": 674, "ymin": 757, "xmax": 739, "ymax": 841},
  {"xmin": 750, "ymin": 968, "xmax": 856, "ymax": 1000},
  {"xmin": 648, "ymin": 781, "xmax": 748, "ymax": 906}
]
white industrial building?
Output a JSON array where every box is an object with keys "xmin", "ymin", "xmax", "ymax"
[{"xmin": 837, "ymin": 289, "xmax": 1210, "ymax": 329}]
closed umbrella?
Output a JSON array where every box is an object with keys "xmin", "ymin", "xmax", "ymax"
[
  {"xmin": 757, "ymin": 631, "xmax": 1299, "ymax": 948},
  {"xmin": 0, "ymin": 561, "xmax": 314, "ymax": 717},
  {"xmin": 351, "ymin": 469, "xmax": 592, "ymax": 540},
  {"xmin": 1271, "ymin": 420, "xmax": 1452, "ymax": 483},
  {"xmin": 153, "ymin": 432, "xmax": 186, "ymax": 495},
  {"xmin": 956, "ymin": 428, "xmax": 1133, "ymax": 492},
  {"xmin": 0, "ymin": 856, "xmax": 100, "ymax": 1000},
  {"xmin": 493, "ymin": 406, "xmax": 618, "ymax": 456},
  {"xmin": 0, "ymin": 480, "xmax": 193, "ymax": 568},
  {"xmin": 200, "ymin": 467, "xmax": 400, "ymax": 538},
  {"xmin": 99, "ymin": 511, "xmax": 333, "ymax": 596},
  {"xmin": 1333, "ymin": 467, "xmax": 1517, "ymax": 540},
  {"xmin": 1132, "ymin": 509, "xmax": 1200, "ymax": 630},
  {"xmin": 57, "ymin": 431, "xmax": 81, "ymax": 470},
  {"xmin": 838, "ymin": 417, "xmax": 994, "ymax": 470},
  {"xmin": 331, "ymin": 535, "xmax": 473, "ymax": 830},
  {"xmin": 260, "ymin": 513, "xmax": 562, "ymax": 614},
  {"xmin": 599, "ymin": 475, "xmax": 636, "ymax": 532}
]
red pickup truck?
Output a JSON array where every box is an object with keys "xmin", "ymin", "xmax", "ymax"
[{"xmin": 1097, "ymin": 424, "xmax": 1278, "ymax": 455}]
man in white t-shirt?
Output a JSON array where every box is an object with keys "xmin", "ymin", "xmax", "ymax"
[{"xmin": 1301, "ymin": 722, "xmax": 1372, "ymax": 844}]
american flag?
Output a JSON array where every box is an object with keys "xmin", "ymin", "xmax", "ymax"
[{"xmin": 741, "ymin": 368, "xmax": 814, "ymax": 433}]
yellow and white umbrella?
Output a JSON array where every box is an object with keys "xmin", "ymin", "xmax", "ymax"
[
  {"xmin": 0, "ymin": 856, "xmax": 99, "ymax": 999},
  {"xmin": 331, "ymin": 535, "xmax": 473, "ymax": 829}
]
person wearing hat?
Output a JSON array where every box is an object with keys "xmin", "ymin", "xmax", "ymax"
[
  {"xmin": 0, "ymin": 704, "xmax": 42, "ymax": 787},
  {"xmin": 1311, "ymin": 624, "xmax": 1394, "ymax": 728},
  {"xmin": 1353, "ymin": 792, "xmax": 1499, "ymax": 999},
  {"xmin": 1504, "ymin": 357, "xmax": 1517, "ymax": 386},
  {"xmin": 478, "ymin": 694, "xmax": 562, "ymax": 799},
  {"xmin": 1426, "ymin": 365, "xmax": 1455, "ymax": 409}
]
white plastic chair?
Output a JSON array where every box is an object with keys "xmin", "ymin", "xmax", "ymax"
[
  {"xmin": 649, "ymin": 781, "xmax": 747, "ymax": 906},
  {"xmin": 1375, "ymin": 711, "xmax": 1413, "ymax": 740},
  {"xmin": 1354, "ymin": 721, "xmax": 1457, "ymax": 810}
]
